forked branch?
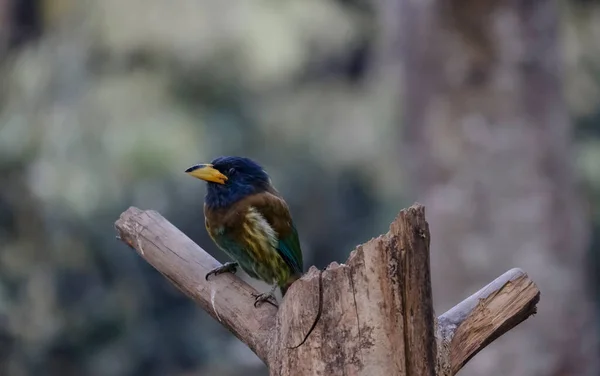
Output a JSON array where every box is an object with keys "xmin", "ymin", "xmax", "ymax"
[{"xmin": 115, "ymin": 205, "xmax": 539, "ymax": 375}]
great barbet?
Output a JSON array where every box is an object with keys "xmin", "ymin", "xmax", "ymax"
[{"xmin": 185, "ymin": 156, "xmax": 304, "ymax": 306}]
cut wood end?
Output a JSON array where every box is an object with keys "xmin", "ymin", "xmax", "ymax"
[
  {"xmin": 439, "ymin": 268, "xmax": 541, "ymax": 375},
  {"xmin": 438, "ymin": 268, "xmax": 535, "ymax": 331},
  {"xmin": 468, "ymin": 273, "xmax": 539, "ymax": 322},
  {"xmin": 113, "ymin": 206, "xmax": 276, "ymax": 365},
  {"xmin": 114, "ymin": 207, "xmax": 149, "ymax": 253},
  {"xmin": 116, "ymin": 206, "xmax": 144, "ymax": 224}
]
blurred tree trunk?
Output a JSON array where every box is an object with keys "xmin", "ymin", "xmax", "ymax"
[
  {"xmin": 0, "ymin": 0, "xmax": 10, "ymax": 55},
  {"xmin": 393, "ymin": 0, "xmax": 600, "ymax": 375}
]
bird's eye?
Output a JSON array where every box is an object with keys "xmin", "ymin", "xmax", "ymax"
[{"xmin": 228, "ymin": 168, "xmax": 236, "ymax": 175}]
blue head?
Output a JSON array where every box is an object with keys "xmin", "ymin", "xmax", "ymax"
[{"xmin": 185, "ymin": 156, "xmax": 272, "ymax": 209}]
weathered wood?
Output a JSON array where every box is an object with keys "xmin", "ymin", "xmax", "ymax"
[
  {"xmin": 396, "ymin": 206, "xmax": 437, "ymax": 376},
  {"xmin": 114, "ymin": 206, "xmax": 276, "ymax": 363},
  {"xmin": 437, "ymin": 268, "xmax": 540, "ymax": 375},
  {"xmin": 115, "ymin": 204, "xmax": 540, "ymax": 376},
  {"xmin": 270, "ymin": 204, "xmax": 436, "ymax": 375}
]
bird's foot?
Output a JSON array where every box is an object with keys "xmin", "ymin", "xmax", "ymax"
[
  {"xmin": 205, "ymin": 262, "xmax": 238, "ymax": 281},
  {"xmin": 252, "ymin": 286, "xmax": 278, "ymax": 308}
]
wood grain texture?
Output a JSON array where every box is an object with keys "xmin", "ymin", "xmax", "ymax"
[
  {"xmin": 437, "ymin": 268, "xmax": 540, "ymax": 375},
  {"xmin": 270, "ymin": 204, "xmax": 435, "ymax": 375},
  {"xmin": 396, "ymin": 205, "xmax": 437, "ymax": 376},
  {"xmin": 279, "ymin": 266, "xmax": 321, "ymax": 349},
  {"xmin": 114, "ymin": 206, "xmax": 276, "ymax": 363},
  {"xmin": 115, "ymin": 204, "xmax": 540, "ymax": 375}
]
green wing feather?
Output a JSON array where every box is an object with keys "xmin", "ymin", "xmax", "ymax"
[
  {"xmin": 206, "ymin": 191, "xmax": 304, "ymax": 285},
  {"xmin": 277, "ymin": 220, "xmax": 303, "ymax": 275},
  {"xmin": 211, "ymin": 231, "xmax": 262, "ymax": 281}
]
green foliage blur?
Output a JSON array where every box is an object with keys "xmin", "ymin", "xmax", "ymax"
[{"xmin": 0, "ymin": 0, "xmax": 598, "ymax": 375}]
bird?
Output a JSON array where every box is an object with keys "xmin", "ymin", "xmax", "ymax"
[{"xmin": 185, "ymin": 156, "xmax": 304, "ymax": 307}]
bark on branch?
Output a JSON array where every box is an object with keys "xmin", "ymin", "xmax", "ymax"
[
  {"xmin": 114, "ymin": 204, "xmax": 540, "ymax": 375},
  {"xmin": 114, "ymin": 207, "xmax": 276, "ymax": 363},
  {"xmin": 436, "ymin": 268, "xmax": 540, "ymax": 375}
]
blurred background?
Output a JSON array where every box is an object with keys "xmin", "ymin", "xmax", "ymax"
[{"xmin": 0, "ymin": 0, "xmax": 599, "ymax": 375}]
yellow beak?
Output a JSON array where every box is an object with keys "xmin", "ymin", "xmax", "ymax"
[{"xmin": 185, "ymin": 164, "xmax": 228, "ymax": 184}]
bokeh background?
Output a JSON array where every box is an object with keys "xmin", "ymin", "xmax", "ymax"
[{"xmin": 0, "ymin": 0, "xmax": 599, "ymax": 375}]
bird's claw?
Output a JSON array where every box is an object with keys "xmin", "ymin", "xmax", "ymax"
[
  {"xmin": 205, "ymin": 262, "xmax": 238, "ymax": 281},
  {"xmin": 252, "ymin": 291, "xmax": 278, "ymax": 308}
]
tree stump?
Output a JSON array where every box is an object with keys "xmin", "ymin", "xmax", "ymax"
[{"xmin": 115, "ymin": 204, "xmax": 540, "ymax": 376}]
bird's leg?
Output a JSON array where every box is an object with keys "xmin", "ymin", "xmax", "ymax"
[
  {"xmin": 205, "ymin": 262, "xmax": 238, "ymax": 281},
  {"xmin": 252, "ymin": 285, "xmax": 278, "ymax": 308}
]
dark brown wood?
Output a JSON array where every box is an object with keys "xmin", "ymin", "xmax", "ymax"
[{"xmin": 397, "ymin": 205, "xmax": 437, "ymax": 376}]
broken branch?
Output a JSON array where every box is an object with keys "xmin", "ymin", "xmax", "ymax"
[
  {"xmin": 437, "ymin": 268, "xmax": 540, "ymax": 375},
  {"xmin": 115, "ymin": 205, "xmax": 540, "ymax": 375}
]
